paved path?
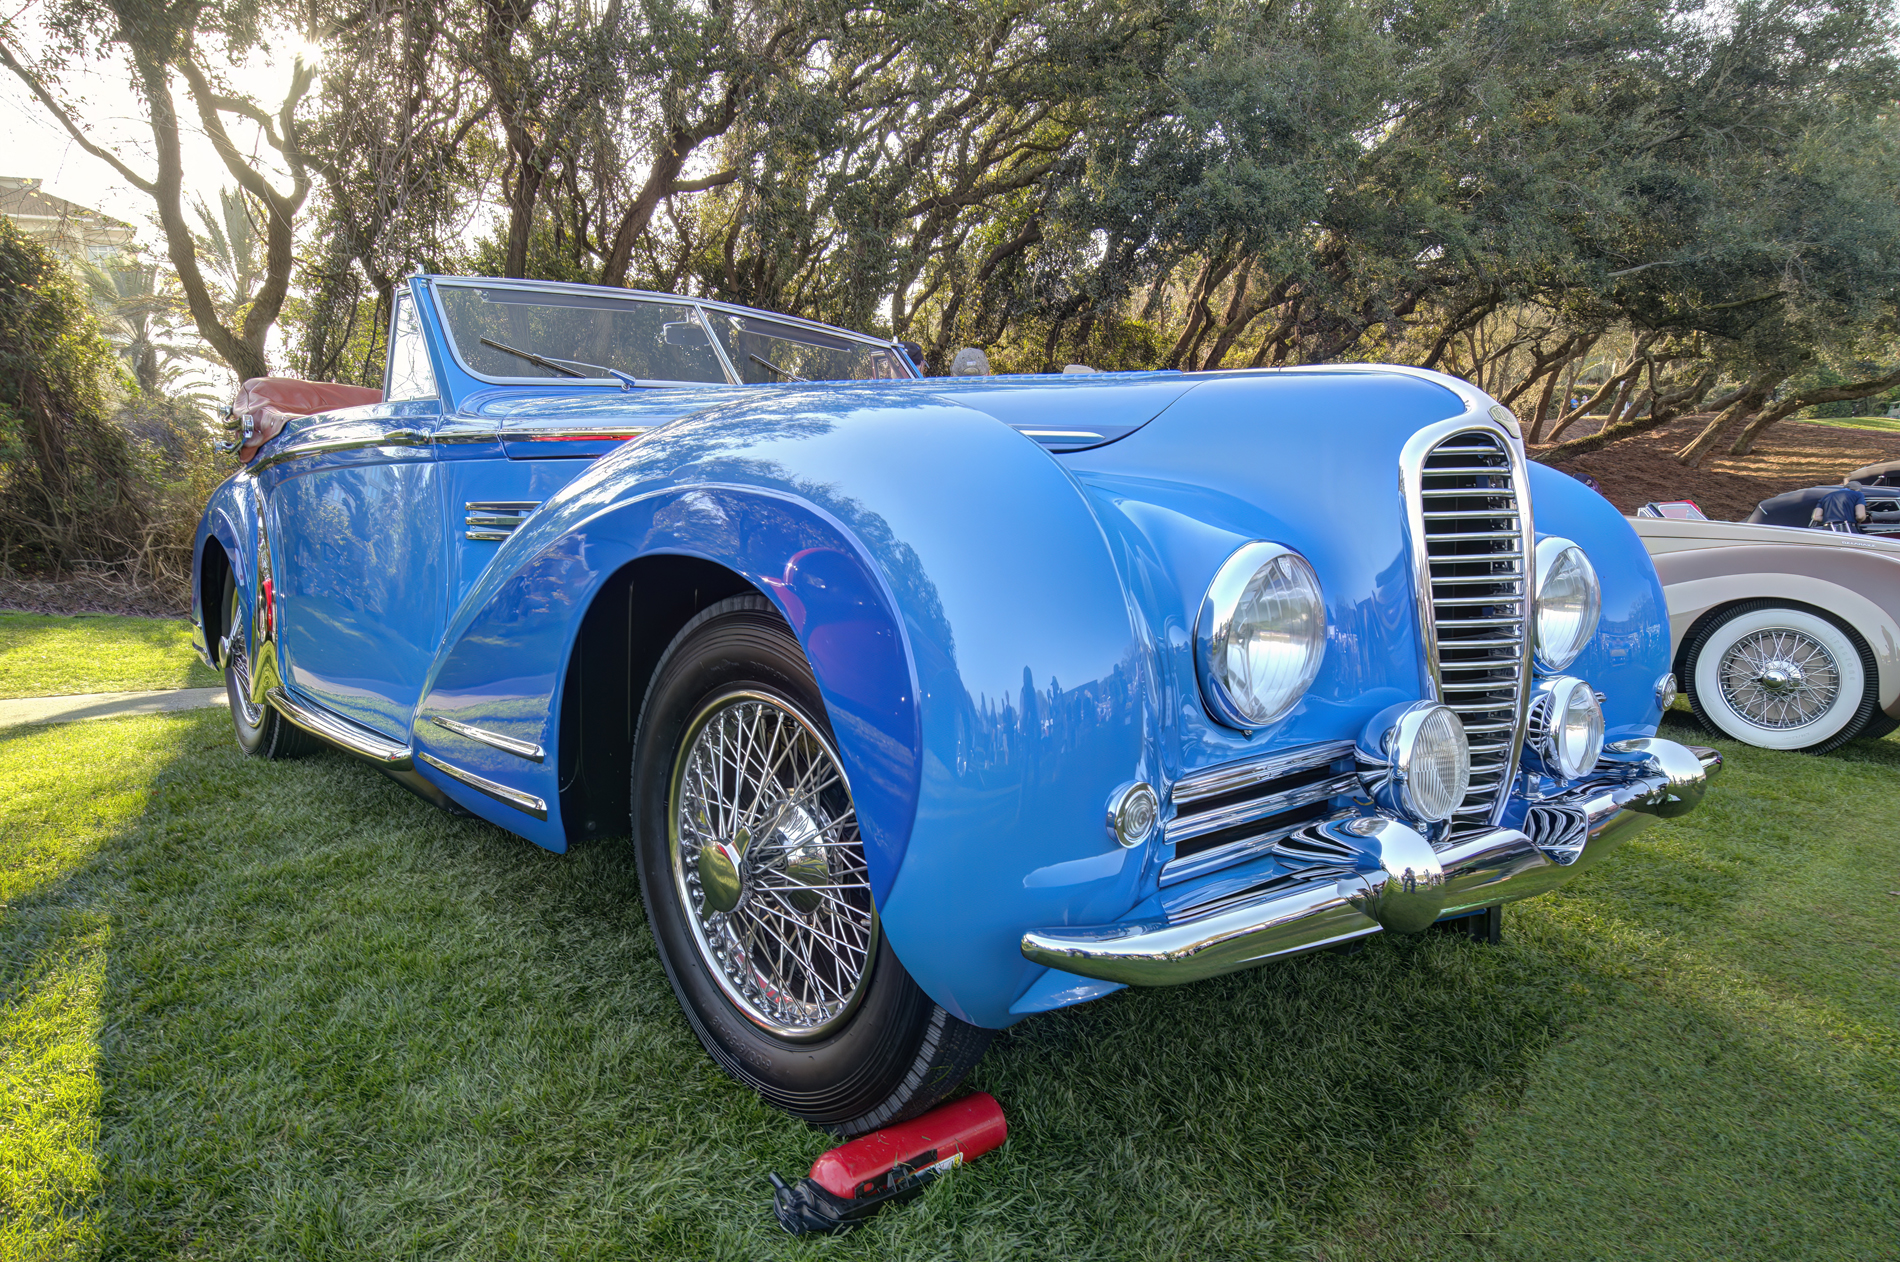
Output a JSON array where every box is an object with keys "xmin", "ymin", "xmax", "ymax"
[{"xmin": 0, "ymin": 687, "xmax": 229, "ymax": 729}]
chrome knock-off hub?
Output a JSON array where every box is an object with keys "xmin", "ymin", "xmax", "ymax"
[{"xmin": 1718, "ymin": 629, "xmax": 1840, "ymax": 730}]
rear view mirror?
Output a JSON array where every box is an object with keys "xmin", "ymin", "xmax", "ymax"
[{"xmin": 662, "ymin": 320, "xmax": 709, "ymax": 347}]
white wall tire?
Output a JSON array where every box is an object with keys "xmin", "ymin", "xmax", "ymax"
[{"xmin": 1683, "ymin": 601, "xmax": 1878, "ymax": 753}]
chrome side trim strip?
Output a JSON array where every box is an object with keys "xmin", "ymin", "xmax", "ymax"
[
  {"xmin": 431, "ymin": 714, "xmax": 545, "ymax": 762},
  {"xmin": 251, "ymin": 429, "xmax": 430, "ymax": 474},
  {"xmin": 504, "ymin": 425, "xmax": 651, "ymax": 443},
  {"xmin": 265, "ymin": 687, "xmax": 411, "ymax": 765},
  {"xmin": 1164, "ymin": 772, "xmax": 1360, "ymax": 845},
  {"xmin": 417, "ymin": 751, "xmax": 549, "ymax": 820},
  {"xmin": 1171, "ymin": 739, "xmax": 1356, "ymax": 807}
]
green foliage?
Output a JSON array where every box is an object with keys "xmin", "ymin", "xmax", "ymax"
[{"xmin": 0, "ymin": 217, "xmax": 146, "ymax": 577}]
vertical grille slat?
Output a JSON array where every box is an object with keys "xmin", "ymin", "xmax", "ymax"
[{"xmin": 1411, "ymin": 428, "xmax": 1530, "ymax": 840}]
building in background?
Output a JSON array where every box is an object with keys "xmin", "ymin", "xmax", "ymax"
[{"xmin": 1, "ymin": 176, "xmax": 134, "ymax": 264}]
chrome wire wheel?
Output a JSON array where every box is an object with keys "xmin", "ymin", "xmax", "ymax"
[
  {"xmin": 668, "ymin": 688, "xmax": 877, "ymax": 1041},
  {"xmin": 1717, "ymin": 628, "xmax": 1840, "ymax": 730},
  {"xmin": 225, "ymin": 582, "xmax": 265, "ymax": 727}
]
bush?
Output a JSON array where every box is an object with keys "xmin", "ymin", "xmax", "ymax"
[{"xmin": 0, "ymin": 217, "xmax": 223, "ymax": 608}]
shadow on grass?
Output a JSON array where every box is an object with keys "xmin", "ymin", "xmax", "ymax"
[
  {"xmin": 4, "ymin": 709, "xmax": 1896, "ymax": 1260},
  {"xmin": 1, "ymin": 712, "xmax": 1569, "ymax": 1261}
]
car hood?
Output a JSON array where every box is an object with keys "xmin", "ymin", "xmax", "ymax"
[{"xmin": 1057, "ymin": 368, "xmax": 1475, "ymax": 773}]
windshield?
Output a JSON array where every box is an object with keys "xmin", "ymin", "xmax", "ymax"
[
  {"xmin": 434, "ymin": 282, "xmax": 909, "ymax": 386},
  {"xmin": 712, "ymin": 312, "xmax": 910, "ymax": 383},
  {"xmin": 437, "ymin": 285, "xmax": 731, "ymax": 384}
]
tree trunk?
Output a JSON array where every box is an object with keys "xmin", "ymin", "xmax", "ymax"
[
  {"xmin": 1527, "ymin": 366, "xmax": 1560, "ymax": 443},
  {"xmin": 1672, "ymin": 373, "xmax": 1781, "ymax": 465},
  {"xmin": 1726, "ymin": 366, "xmax": 1900, "ymax": 455},
  {"xmin": 1542, "ymin": 339, "xmax": 1654, "ymax": 443}
]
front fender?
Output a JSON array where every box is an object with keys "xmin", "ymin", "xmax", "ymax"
[
  {"xmin": 1526, "ymin": 465, "xmax": 1672, "ymax": 742},
  {"xmin": 415, "ymin": 393, "xmax": 1153, "ymax": 1027}
]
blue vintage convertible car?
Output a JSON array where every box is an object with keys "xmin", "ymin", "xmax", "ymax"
[{"xmin": 193, "ymin": 276, "xmax": 1720, "ymax": 1135}]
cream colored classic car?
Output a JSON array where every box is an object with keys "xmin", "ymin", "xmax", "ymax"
[{"xmin": 1634, "ymin": 517, "xmax": 1900, "ymax": 752}]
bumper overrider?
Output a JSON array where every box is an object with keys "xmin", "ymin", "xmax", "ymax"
[{"xmin": 1021, "ymin": 739, "xmax": 1720, "ymax": 987}]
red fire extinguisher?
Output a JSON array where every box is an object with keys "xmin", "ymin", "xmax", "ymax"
[{"xmin": 768, "ymin": 1093, "xmax": 1008, "ymax": 1234}]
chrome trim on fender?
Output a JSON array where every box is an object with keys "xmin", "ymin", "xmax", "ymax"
[
  {"xmin": 431, "ymin": 713, "xmax": 545, "ymax": 762},
  {"xmin": 1171, "ymin": 739, "xmax": 1356, "ymax": 807},
  {"xmin": 1165, "ymin": 772, "xmax": 1359, "ymax": 845},
  {"xmin": 265, "ymin": 687, "xmax": 411, "ymax": 764},
  {"xmin": 250, "ymin": 428, "xmax": 430, "ymax": 474},
  {"xmin": 464, "ymin": 500, "xmax": 540, "ymax": 541},
  {"xmin": 504, "ymin": 425, "xmax": 652, "ymax": 443},
  {"xmin": 417, "ymin": 751, "xmax": 550, "ymax": 820}
]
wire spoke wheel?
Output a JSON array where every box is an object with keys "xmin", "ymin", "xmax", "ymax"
[
  {"xmin": 1717, "ymin": 629, "xmax": 1840, "ymax": 730},
  {"xmin": 668, "ymin": 689, "xmax": 877, "ymax": 1040},
  {"xmin": 225, "ymin": 583, "xmax": 265, "ymax": 728}
]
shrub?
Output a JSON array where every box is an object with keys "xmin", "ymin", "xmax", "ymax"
[{"xmin": 1, "ymin": 217, "xmax": 223, "ymax": 608}]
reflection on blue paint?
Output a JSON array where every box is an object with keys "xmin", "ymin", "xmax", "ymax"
[{"xmin": 189, "ymin": 277, "xmax": 1674, "ymax": 1031}]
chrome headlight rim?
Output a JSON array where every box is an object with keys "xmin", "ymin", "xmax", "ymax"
[
  {"xmin": 1526, "ymin": 675, "xmax": 1606, "ymax": 781},
  {"xmin": 1388, "ymin": 701, "xmax": 1471, "ymax": 824},
  {"xmin": 1106, "ymin": 781, "xmax": 1159, "ymax": 849},
  {"xmin": 1533, "ymin": 537, "xmax": 1602, "ymax": 673},
  {"xmin": 1195, "ymin": 541, "xmax": 1327, "ymax": 731},
  {"xmin": 1355, "ymin": 700, "xmax": 1472, "ymax": 825}
]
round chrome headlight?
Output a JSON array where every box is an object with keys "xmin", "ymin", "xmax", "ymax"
[
  {"xmin": 1533, "ymin": 538, "xmax": 1601, "ymax": 671},
  {"xmin": 1390, "ymin": 702, "xmax": 1471, "ymax": 823},
  {"xmin": 1196, "ymin": 542, "xmax": 1326, "ymax": 729},
  {"xmin": 1528, "ymin": 676, "xmax": 1606, "ymax": 780}
]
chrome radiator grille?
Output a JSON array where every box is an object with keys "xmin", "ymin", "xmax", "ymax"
[{"xmin": 1412, "ymin": 429, "xmax": 1530, "ymax": 837}]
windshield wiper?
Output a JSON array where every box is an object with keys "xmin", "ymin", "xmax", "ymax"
[
  {"xmin": 749, "ymin": 352, "xmax": 807, "ymax": 383},
  {"xmin": 480, "ymin": 337, "xmax": 586, "ymax": 378},
  {"xmin": 478, "ymin": 338, "xmax": 656, "ymax": 391}
]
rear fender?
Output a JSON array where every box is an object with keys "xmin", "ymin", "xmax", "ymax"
[
  {"xmin": 1652, "ymin": 544, "xmax": 1900, "ymax": 712},
  {"xmin": 193, "ymin": 473, "xmax": 258, "ymax": 665}
]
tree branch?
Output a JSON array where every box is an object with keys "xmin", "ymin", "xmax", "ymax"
[{"xmin": 0, "ymin": 40, "xmax": 157, "ymax": 194}]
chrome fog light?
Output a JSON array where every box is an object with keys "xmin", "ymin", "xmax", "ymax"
[
  {"xmin": 1359, "ymin": 701, "xmax": 1470, "ymax": 824},
  {"xmin": 1196, "ymin": 542, "xmax": 1327, "ymax": 729},
  {"xmin": 1533, "ymin": 539, "xmax": 1601, "ymax": 671},
  {"xmin": 1107, "ymin": 782, "xmax": 1159, "ymax": 848},
  {"xmin": 1527, "ymin": 676, "xmax": 1606, "ymax": 780}
]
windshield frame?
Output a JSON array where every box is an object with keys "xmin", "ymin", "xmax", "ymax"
[{"xmin": 426, "ymin": 277, "xmax": 916, "ymax": 388}]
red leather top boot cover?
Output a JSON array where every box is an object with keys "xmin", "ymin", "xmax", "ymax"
[{"xmin": 233, "ymin": 377, "xmax": 385, "ymax": 461}]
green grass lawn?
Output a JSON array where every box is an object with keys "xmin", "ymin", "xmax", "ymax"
[
  {"xmin": 0, "ymin": 614, "xmax": 220, "ymax": 699},
  {"xmin": 3, "ymin": 699, "xmax": 1896, "ymax": 1257},
  {"xmin": 1795, "ymin": 414, "xmax": 1900, "ymax": 434}
]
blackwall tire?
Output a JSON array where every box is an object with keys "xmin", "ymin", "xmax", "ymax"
[
  {"xmin": 631, "ymin": 593, "xmax": 991, "ymax": 1135},
  {"xmin": 1682, "ymin": 599, "xmax": 1880, "ymax": 754},
  {"xmin": 221, "ymin": 571, "xmax": 317, "ymax": 759}
]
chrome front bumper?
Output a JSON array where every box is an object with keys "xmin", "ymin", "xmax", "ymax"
[{"xmin": 1020, "ymin": 738, "xmax": 1721, "ymax": 988}]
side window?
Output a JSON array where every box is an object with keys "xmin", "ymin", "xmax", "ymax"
[{"xmin": 384, "ymin": 293, "xmax": 438, "ymax": 401}]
